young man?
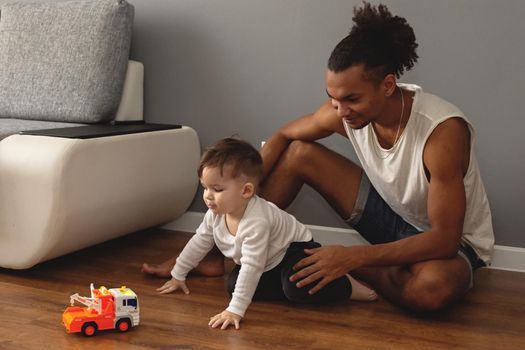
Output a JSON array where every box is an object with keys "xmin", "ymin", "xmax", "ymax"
[
  {"xmin": 144, "ymin": 3, "xmax": 494, "ymax": 312},
  {"xmin": 258, "ymin": 3, "xmax": 494, "ymax": 311}
]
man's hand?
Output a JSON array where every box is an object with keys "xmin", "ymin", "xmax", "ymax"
[
  {"xmin": 209, "ymin": 310, "xmax": 242, "ymax": 330},
  {"xmin": 156, "ymin": 277, "xmax": 190, "ymax": 295},
  {"xmin": 290, "ymin": 245, "xmax": 358, "ymax": 295}
]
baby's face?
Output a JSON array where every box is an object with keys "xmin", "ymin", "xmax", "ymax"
[{"xmin": 200, "ymin": 165, "xmax": 247, "ymax": 216}]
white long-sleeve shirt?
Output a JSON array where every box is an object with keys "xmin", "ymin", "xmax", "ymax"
[{"xmin": 171, "ymin": 195, "xmax": 312, "ymax": 317}]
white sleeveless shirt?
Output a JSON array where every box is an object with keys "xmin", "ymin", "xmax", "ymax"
[{"xmin": 344, "ymin": 84, "xmax": 494, "ymax": 263}]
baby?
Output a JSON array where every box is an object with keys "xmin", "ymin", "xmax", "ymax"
[{"xmin": 157, "ymin": 137, "xmax": 376, "ymax": 330}]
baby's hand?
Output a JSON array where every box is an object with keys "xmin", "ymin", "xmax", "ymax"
[
  {"xmin": 209, "ymin": 310, "xmax": 242, "ymax": 330},
  {"xmin": 156, "ymin": 277, "xmax": 190, "ymax": 295}
]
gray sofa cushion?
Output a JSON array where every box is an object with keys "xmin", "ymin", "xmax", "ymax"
[
  {"xmin": 0, "ymin": 0, "xmax": 134, "ymax": 124},
  {"xmin": 0, "ymin": 118, "xmax": 86, "ymax": 140}
]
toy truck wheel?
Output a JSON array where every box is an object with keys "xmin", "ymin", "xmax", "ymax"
[
  {"xmin": 81, "ymin": 322, "xmax": 98, "ymax": 337},
  {"xmin": 116, "ymin": 318, "xmax": 131, "ymax": 332}
]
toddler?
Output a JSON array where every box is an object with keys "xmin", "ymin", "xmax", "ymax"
[{"xmin": 157, "ymin": 137, "xmax": 377, "ymax": 330}]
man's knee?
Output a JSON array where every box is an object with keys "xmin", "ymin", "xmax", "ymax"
[
  {"xmin": 283, "ymin": 140, "xmax": 318, "ymax": 167},
  {"xmin": 405, "ymin": 267, "xmax": 469, "ymax": 311}
]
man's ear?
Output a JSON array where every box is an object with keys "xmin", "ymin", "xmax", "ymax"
[
  {"xmin": 382, "ymin": 73, "xmax": 397, "ymax": 97},
  {"xmin": 242, "ymin": 182, "xmax": 255, "ymax": 198}
]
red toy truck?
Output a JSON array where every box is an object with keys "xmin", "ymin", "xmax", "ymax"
[{"xmin": 62, "ymin": 283, "xmax": 140, "ymax": 336}]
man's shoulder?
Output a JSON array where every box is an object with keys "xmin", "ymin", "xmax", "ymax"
[
  {"xmin": 427, "ymin": 117, "xmax": 471, "ymax": 145},
  {"xmin": 413, "ymin": 87, "xmax": 466, "ymax": 123},
  {"xmin": 314, "ymin": 100, "xmax": 345, "ymax": 134},
  {"xmin": 423, "ymin": 116, "xmax": 472, "ymax": 177}
]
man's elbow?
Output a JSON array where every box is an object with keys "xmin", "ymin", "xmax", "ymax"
[
  {"xmin": 441, "ymin": 244, "xmax": 461, "ymax": 260},
  {"xmin": 442, "ymin": 239, "xmax": 462, "ymax": 260},
  {"xmin": 431, "ymin": 229, "xmax": 462, "ymax": 259}
]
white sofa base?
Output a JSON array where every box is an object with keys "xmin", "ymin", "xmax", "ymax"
[{"xmin": 0, "ymin": 126, "xmax": 199, "ymax": 269}]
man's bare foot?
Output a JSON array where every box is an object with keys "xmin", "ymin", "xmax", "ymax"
[
  {"xmin": 347, "ymin": 274, "xmax": 378, "ymax": 301},
  {"xmin": 142, "ymin": 247, "xmax": 226, "ymax": 278}
]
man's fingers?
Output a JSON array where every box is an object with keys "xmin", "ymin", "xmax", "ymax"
[
  {"xmin": 234, "ymin": 319, "xmax": 240, "ymax": 330},
  {"xmin": 292, "ymin": 255, "xmax": 316, "ymax": 273},
  {"xmin": 295, "ymin": 270, "xmax": 323, "ymax": 288},
  {"xmin": 220, "ymin": 319, "xmax": 230, "ymax": 330},
  {"xmin": 303, "ymin": 248, "xmax": 320, "ymax": 255},
  {"xmin": 181, "ymin": 284, "xmax": 190, "ymax": 294},
  {"xmin": 292, "ymin": 247, "xmax": 322, "ymax": 272},
  {"xmin": 290, "ymin": 264, "xmax": 315, "ymax": 282},
  {"xmin": 307, "ymin": 277, "xmax": 331, "ymax": 295},
  {"xmin": 291, "ymin": 261, "xmax": 323, "ymax": 282}
]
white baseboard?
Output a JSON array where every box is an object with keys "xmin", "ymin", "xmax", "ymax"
[
  {"xmin": 163, "ymin": 211, "xmax": 525, "ymax": 273},
  {"xmin": 162, "ymin": 211, "xmax": 205, "ymax": 233}
]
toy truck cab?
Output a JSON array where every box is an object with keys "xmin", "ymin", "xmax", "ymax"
[
  {"xmin": 111, "ymin": 286, "xmax": 140, "ymax": 332},
  {"xmin": 62, "ymin": 284, "xmax": 140, "ymax": 336}
]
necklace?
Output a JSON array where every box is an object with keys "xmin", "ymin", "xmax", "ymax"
[{"xmin": 372, "ymin": 86, "xmax": 405, "ymax": 159}]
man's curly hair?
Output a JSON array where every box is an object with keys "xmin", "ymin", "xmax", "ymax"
[{"xmin": 328, "ymin": 2, "xmax": 418, "ymax": 82}]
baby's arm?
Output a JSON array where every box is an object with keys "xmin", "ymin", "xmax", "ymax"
[
  {"xmin": 158, "ymin": 212, "xmax": 216, "ymax": 294},
  {"xmin": 157, "ymin": 277, "xmax": 190, "ymax": 294},
  {"xmin": 211, "ymin": 219, "xmax": 270, "ymax": 330}
]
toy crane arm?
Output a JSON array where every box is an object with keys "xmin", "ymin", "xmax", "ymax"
[{"xmin": 69, "ymin": 293, "xmax": 101, "ymax": 314}]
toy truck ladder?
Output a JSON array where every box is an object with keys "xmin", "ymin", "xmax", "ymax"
[{"xmin": 69, "ymin": 283, "xmax": 102, "ymax": 314}]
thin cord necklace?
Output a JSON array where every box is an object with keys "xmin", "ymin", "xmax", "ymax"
[{"xmin": 372, "ymin": 86, "xmax": 405, "ymax": 159}]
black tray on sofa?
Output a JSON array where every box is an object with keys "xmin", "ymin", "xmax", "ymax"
[{"xmin": 19, "ymin": 122, "xmax": 181, "ymax": 139}]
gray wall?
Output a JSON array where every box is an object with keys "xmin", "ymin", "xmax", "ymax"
[
  {"xmin": 3, "ymin": 0, "xmax": 523, "ymax": 248},
  {"xmin": 129, "ymin": 0, "xmax": 524, "ymax": 248}
]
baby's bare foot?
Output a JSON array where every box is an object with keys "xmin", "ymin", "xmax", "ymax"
[{"xmin": 347, "ymin": 274, "xmax": 378, "ymax": 301}]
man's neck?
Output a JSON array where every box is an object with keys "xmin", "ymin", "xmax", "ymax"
[{"xmin": 372, "ymin": 87, "xmax": 413, "ymax": 149}]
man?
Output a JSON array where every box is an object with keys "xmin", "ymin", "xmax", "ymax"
[{"xmin": 144, "ymin": 2, "xmax": 494, "ymax": 312}]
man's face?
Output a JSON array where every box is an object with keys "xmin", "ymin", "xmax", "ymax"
[{"xmin": 325, "ymin": 64, "xmax": 388, "ymax": 129}]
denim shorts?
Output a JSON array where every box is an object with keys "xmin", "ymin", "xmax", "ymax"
[{"xmin": 346, "ymin": 174, "xmax": 485, "ymax": 287}]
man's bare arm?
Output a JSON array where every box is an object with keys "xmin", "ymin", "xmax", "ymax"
[{"xmin": 260, "ymin": 100, "xmax": 344, "ymax": 182}]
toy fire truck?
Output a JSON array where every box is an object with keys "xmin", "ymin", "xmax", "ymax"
[{"xmin": 62, "ymin": 283, "xmax": 140, "ymax": 336}]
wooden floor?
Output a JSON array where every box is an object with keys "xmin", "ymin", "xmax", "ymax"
[{"xmin": 1, "ymin": 229, "xmax": 524, "ymax": 350}]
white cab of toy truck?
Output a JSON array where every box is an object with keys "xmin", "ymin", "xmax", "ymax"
[{"xmin": 110, "ymin": 287, "xmax": 140, "ymax": 327}]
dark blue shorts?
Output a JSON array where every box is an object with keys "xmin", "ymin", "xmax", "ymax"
[{"xmin": 346, "ymin": 174, "xmax": 485, "ymax": 285}]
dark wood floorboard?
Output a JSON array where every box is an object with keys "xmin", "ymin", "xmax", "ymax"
[{"xmin": 0, "ymin": 229, "xmax": 524, "ymax": 350}]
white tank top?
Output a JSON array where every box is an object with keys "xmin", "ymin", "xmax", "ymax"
[{"xmin": 344, "ymin": 84, "xmax": 494, "ymax": 263}]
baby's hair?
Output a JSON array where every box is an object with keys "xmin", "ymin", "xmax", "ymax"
[
  {"xmin": 327, "ymin": 2, "xmax": 418, "ymax": 82},
  {"xmin": 198, "ymin": 137, "xmax": 263, "ymax": 184}
]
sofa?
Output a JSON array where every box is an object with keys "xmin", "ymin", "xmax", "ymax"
[{"xmin": 0, "ymin": 0, "xmax": 200, "ymax": 269}]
